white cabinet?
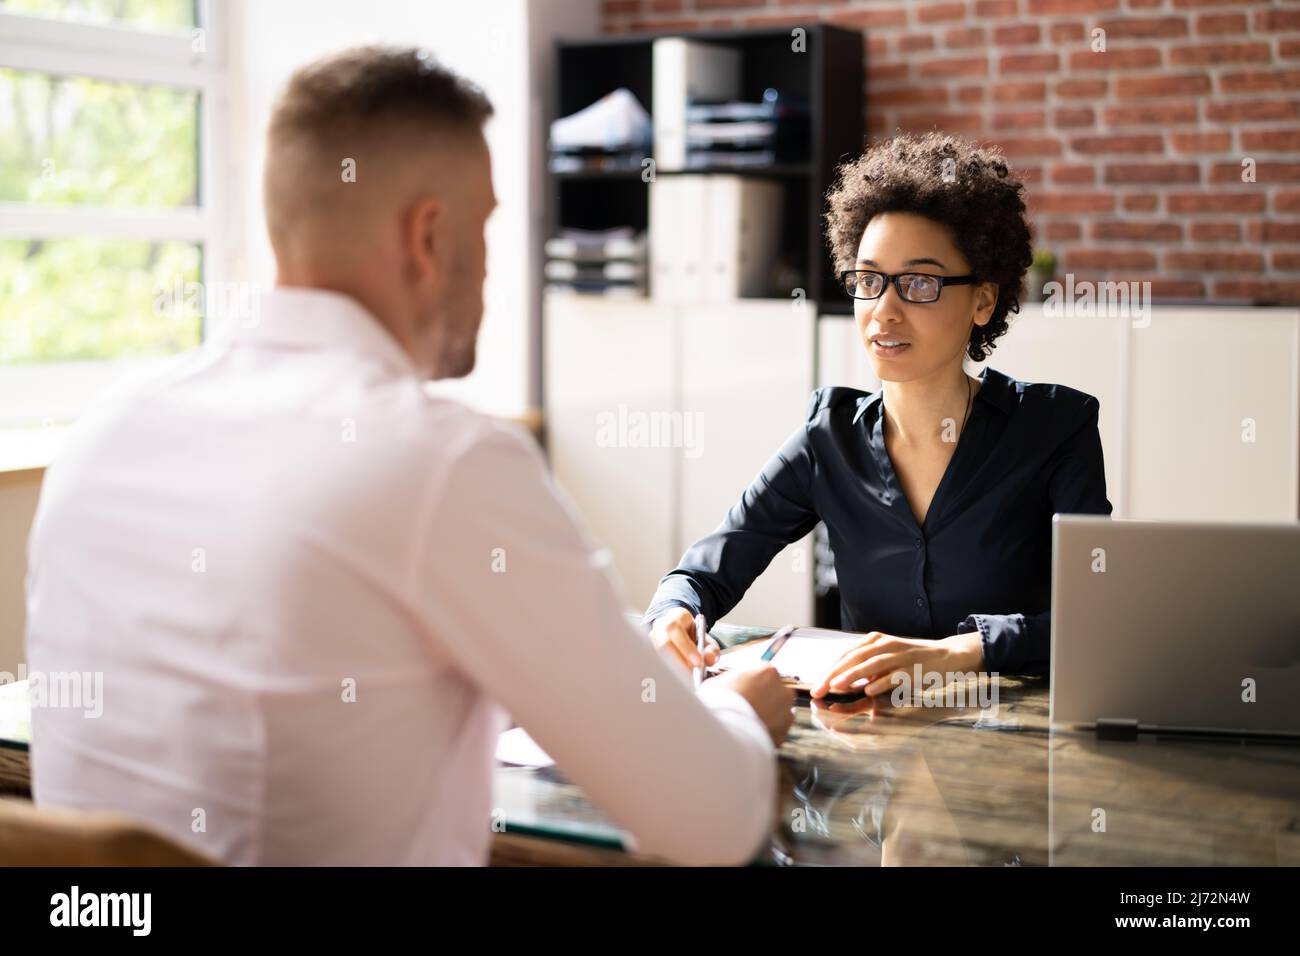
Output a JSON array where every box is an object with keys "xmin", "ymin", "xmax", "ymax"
[
  {"xmin": 545, "ymin": 293, "xmax": 815, "ymax": 624},
  {"xmin": 543, "ymin": 294, "xmax": 678, "ymax": 609},
  {"xmin": 679, "ymin": 301, "xmax": 816, "ymax": 627},
  {"xmin": 1126, "ymin": 308, "xmax": 1300, "ymax": 521},
  {"xmin": 969, "ymin": 308, "xmax": 1128, "ymax": 513},
  {"xmin": 820, "ymin": 305, "xmax": 1300, "ymax": 521},
  {"xmin": 979, "ymin": 304, "xmax": 1300, "ymax": 521}
]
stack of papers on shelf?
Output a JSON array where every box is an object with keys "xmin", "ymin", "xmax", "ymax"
[
  {"xmin": 544, "ymin": 226, "xmax": 646, "ymax": 261},
  {"xmin": 687, "ymin": 120, "xmax": 778, "ymax": 145},
  {"xmin": 549, "ymin": 88, "xmax": 651, "ymax": 174},
  {"xmin": 544, "ymin": 226, "xmax": 647, "ymax": 298},
  {"xmin": 681, "ymin": 87, "xmax": 810, "ymax": 169}
]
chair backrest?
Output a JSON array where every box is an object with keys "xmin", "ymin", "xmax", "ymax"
[{"xmin": 0, "ymin": 798, "xmax": 217, "ymax": 866}]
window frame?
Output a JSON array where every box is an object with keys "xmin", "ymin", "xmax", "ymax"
[{"xmin": 0, "ymin": 1, "xmax": 229, "ymax": 467}]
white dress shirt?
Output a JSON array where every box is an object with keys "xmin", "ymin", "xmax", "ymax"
[{"xmin": 26, "ymin": 288, "xmax": 775, "ymax": 866}]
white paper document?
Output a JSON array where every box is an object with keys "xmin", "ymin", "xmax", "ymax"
[
  {"xmin": 715, "ymin": 627, "xmax": 864, "ymax": 687},
  {"xmin": 495, "ymin": 726, "xmax": 555, "ymax": 768}
]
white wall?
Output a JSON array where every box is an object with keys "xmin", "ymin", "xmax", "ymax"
[{"xmin": 222, "ymin": 0, "xmax": 598, "ymax": 416}]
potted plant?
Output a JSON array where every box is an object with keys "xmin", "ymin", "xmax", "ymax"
[{"xmin": 1027, "ymin": 250, "xmax": 1056, "ymax": 302}]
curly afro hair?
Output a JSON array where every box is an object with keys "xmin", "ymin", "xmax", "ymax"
[{"xmin": 824, "ymin": 132, "xmax": 1032, "ymax": 362}]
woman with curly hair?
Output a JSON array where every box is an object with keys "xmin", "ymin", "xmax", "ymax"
[{"xmin": 644, "ymin": 132, "xmax": 1112, "ymax": 690}]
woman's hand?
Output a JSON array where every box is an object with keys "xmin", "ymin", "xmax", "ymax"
[
  {"xmin": 809, "ymin": 630, "xmax": 984, "ymax": 700},
  {"xmin": 649, "ymin": 606, "xmax": 720, "ymax": 673}
]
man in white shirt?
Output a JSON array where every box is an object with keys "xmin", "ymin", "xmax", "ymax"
[{"xmin": 25, "ymin": 45, "xmax": 792, "ymax": 866}]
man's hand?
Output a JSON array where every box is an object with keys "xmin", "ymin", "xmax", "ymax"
[{"xmin": 709, "ymin": 665, "xmax": 796, "ymax": 746}]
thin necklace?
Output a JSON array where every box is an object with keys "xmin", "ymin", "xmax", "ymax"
[
  {"xmin": 959, "ymin": 374, "xmax": 973, "ymax": 436},
  {"xmin": 883, "ymin": 375, "xmax": 974, "ymax": 440}
]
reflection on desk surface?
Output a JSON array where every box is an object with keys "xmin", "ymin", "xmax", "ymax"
[{"xmin": 494, "ymin": 623, "xmax": 1300, "ymax": 866}]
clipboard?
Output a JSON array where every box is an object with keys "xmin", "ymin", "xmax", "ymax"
[{"xmin": 714, "ymin": 625, "xmax": 865, "ymax": 691}]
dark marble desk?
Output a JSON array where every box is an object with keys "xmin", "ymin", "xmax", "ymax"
[
  {"xmin": 492, "ymin": 623, "xmax": 1300, "ymax": 866},
  {"xmin": 4, "ymin": 625, "xmax": 1299, "ymax": 866}
]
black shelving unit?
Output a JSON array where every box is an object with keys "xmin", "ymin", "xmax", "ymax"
[
  {"xmin": 548, "ymin": 23, "xmax": 865, "ymax": 312},
  {"xmin": 544, "ymin": 25, "xmax": 866, "ymax": 631}
]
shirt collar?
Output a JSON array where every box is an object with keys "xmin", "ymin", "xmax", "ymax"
[
  {"xmin": 852, "ymin": 366, "xmax": 1017, "ymax": 425},
  {"xmin": 207, "ymin": 287, "xmax": 419, "ymax": 377}
]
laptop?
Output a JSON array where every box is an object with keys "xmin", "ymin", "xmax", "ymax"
[{"xmin": 1050, "ymin": 515, "xmax": 1300, "ymax": 739}]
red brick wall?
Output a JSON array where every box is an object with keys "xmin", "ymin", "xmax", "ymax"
[{"xmin": 601, "ymin": 0, "xmax": 1300, "ymax": 304}]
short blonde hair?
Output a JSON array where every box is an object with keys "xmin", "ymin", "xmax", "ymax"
[
  {"xmin": 268, "ymin": 44, "xmax": 492, "ymax": 152},
  {"xmin": 264, "ymin": 45, "xmax": 493, "ymax": 249}
]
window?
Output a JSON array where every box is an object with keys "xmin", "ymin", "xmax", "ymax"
[
  {"xmin": 0, "ymin": 0, "xmax": 225, "ymax": 468},
  {"xmin": 0, "ymin": 0, "xmax": 197, "ymax": 31}
]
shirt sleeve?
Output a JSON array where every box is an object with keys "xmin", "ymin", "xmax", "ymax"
[
  {"xmin": 642, "ymin": 390, "xmax": 823, "ymax": 629},
  {"xmin": 409, "ymin": 420, "xmax": 777, "ymax": 866},
  {"xmin": 957, "ymin": 395, "xmax": 1113, "ymax": 677}
]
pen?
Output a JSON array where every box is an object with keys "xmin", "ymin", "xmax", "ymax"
[
  {"xmin": 693, "ymin": 613, "xmax": 708, "ymax": 690},
  {"xmin": 760, "ymin": 625, "xmax": 795, "ymax": 662}
]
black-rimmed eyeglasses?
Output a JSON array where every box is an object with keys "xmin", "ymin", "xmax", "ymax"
[{"xmin": 839, "ymin": 270, "xmax": 977, "ymax": 303}]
